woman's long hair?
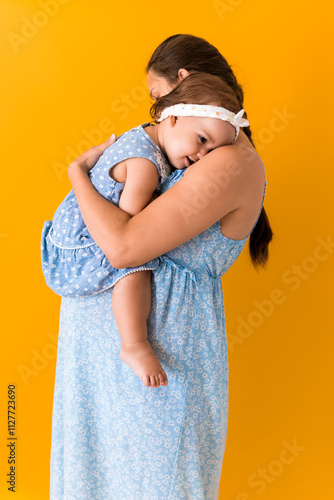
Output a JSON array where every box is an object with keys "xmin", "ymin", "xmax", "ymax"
[{"xmin": 147, "ymin": 34, "xmax": 273, "ymax": 268}]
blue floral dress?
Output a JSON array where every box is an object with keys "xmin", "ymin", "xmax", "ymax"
[
  {"xmin": 50, "ymin": 146, "xmax": 266, "ymax": 500},
  {"xmin": 41, "ymin": 124, "xmax": 171, "ymax": 297}
]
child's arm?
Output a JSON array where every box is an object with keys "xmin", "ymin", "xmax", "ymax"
[{"xmin": 117, "ymin": 158, "xmax": 159, "ymax": 216}]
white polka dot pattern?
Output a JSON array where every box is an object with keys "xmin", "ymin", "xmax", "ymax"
[{"xmin": 41, "ymin": 124, "xmax": 172, "ymax": 297}]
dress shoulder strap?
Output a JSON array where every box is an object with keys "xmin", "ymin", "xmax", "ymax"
[{"xmin": 237, "ymin": 145, "xmax": 266, "ymax": 181}]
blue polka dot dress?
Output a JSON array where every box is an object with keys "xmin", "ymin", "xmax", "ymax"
[
  {"xmin": 41, "ymin": 124, "xmax": 172, "ymax": 297},
  {"xmin": 50, "ymin": 148, "xmax": 266, "ymax": 499}
]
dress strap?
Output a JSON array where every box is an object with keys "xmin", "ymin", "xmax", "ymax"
[{"xmin": 237, "ymin": 145, "xmax": 266, "ymax": 181}]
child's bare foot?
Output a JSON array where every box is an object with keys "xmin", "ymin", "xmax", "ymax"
[{"xmin": 120, "ymin": 340, "xmax": 168, "ymax": 388}]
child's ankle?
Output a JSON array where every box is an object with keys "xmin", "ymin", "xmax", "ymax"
[{"xmin": 121, "ymin": 338, "xmax": 148, "ymax": 348}]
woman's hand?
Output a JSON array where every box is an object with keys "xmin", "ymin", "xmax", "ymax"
[{"xmin": 68, "ymin": 133, "xmax": 117, "ymax": 177}]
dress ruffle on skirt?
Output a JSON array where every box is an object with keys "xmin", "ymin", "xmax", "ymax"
[{"xmin": 41, "ymin": 220, "xmax": 158, "ymax": 297}]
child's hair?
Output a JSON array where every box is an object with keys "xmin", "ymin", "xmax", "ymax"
[
  {"xmin": 150, "ymin": 73, "xmax": 241, "ymax": 122},
  {"xmin": 147, "ymin": 34, "xmax": 273, "ymax": 269},
  {"xmin": 147, "ymin": 34, "xmax": 253, "ymax": 144}
]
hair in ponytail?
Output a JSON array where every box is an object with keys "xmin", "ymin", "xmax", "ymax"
[
  {"xmin": 147, "ymin": 34, "xmax": 273, "ymax": 267},
  {"xmin": 249, "ymin": 208, "xmax": 272, "ymax": 268}
]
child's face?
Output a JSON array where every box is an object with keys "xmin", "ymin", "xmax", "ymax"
[{"xmin": 161, "ymin": 115, "xmax": 236, "ymax": 169}]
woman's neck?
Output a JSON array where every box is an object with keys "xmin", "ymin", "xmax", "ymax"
[{"xmin": 233, "ymin": 129, "xmax": 255, "ymax": 150}]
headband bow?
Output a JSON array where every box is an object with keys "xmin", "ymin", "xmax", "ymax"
[{"xmin": 157, "ymin": 103, "xmax": 250, "ymax": 141}]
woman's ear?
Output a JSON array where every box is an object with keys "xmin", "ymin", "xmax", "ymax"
[
  {"xmin": 169, "ymin": 115, "xmax": 177, "ymax": 127},
  {"xmin": 178, "ymin": 68, "xmax": 190, "ymax": 80}
]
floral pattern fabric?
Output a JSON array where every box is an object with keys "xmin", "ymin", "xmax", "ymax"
[{"xmin": 50, "ymin": 153, "xmax": 266, "ymax": 499}]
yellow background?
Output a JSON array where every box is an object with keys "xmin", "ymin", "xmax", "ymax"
[{"xmin": 1, "ymin": 1, "xmax": 333, "ymax": 498}]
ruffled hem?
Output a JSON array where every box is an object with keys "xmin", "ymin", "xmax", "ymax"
[{"xmin": 41, "ymin": 221, "xmax": 158, "ymax": 297}]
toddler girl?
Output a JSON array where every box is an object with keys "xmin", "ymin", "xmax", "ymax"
[{"xmin": 41, "ymin": 73, "xmax": 249, "ymax": 388}]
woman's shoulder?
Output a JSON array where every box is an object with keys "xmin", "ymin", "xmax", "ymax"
[
  {"xmin": 197, "ymin": 135, "xmax": 266, "ymax": 187},
  {"xmin": 232, "ymin": 135, "xmax": 265, "ymax": 172},
  {"xmin": 184, "ymin": 136, "xmax": 265, "ymax": 186},
  {"xmin": 211, "ymin": 132, "xmax": 262, "ymax": 160}
]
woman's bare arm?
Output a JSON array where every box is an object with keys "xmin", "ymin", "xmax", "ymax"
[{"xmin": 68, "ymin": 145, "xmax": 265, "ymax": 269}]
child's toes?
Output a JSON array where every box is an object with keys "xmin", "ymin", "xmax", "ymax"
[
  {"xmin": 150, "ymin": 375, "xmax": 157, "ymax": 388},
  {"xmin": 143, "ymin": 375, "xmax": 151, "ymax": 387},
  {"xmin": 159, "ymin": 372, "xmax": 168, "ymax": 386}
]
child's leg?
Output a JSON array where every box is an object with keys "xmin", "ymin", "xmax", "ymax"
[{"xmin": 112, "ymin": 271, "xmax": 168, "ymax": 388}]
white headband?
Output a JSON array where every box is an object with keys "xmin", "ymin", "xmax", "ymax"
[{"xmin": 157, "ymin": 103, "xmax": 250, "ymax": 141}]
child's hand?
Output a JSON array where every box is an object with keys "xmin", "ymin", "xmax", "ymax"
[{"xmin": 68, "ymin": 134, "xmax": 117, "ymax": 176}]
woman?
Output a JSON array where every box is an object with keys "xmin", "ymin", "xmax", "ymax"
[{"xmin": 50, "ymin": 35, "xmax": 272, "ymax": 499}]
